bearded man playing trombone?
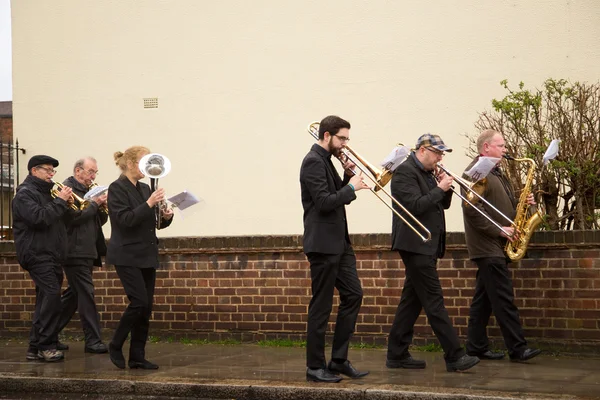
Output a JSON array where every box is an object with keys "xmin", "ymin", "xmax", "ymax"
[
  {"xmin": 386, "ymin": 134, "xmax": 479, "ymax": 372},
  {"xmin": 462, "ymin": 129, "xmax": 541, "ymax": 362},
  {"xmin": 13, "ymin": 155, "xmax": 72, "ymax": 362},
  {"xmin": 300, "ymin": 115, "xmax": 370, "ymax": 383},
  {"xmin": 55, "ymin": 157, "xmax": 109, "ymax": 354}
]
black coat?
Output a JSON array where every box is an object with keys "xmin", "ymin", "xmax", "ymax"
[
  {"xmin": 391, "ymin": 153, "xmax": 452, "ymax": 258},
  {"xmin": 105, "ymin": 175, "xmax": 172, "ymax": 268},
  {"xmin": 300, "ymin": 144, "xmax": 356, "ymax": 254},
  {"xmin": 12, "ymin": 175, "xmax": 69, "ymax": 268},
  {"xmin": 62, "ymin": 176, "xmax": 108, "ymax": 265}
]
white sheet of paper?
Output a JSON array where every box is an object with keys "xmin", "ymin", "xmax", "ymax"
[
  {"xmin": 380, "ymin": 145, "xmax": 411, "ymax": 172},
  {"xmin": 464, "ymin": 157, "xmax": 501, "ymax": 181},
  {"xmin": 84, "ymin": 185, "xmax": 109, "ymax": 201},
  {"xmin": 167, "ymin": 190, "xmax": 201, "ymax": 211},
  {"xmin": 543, "ymin": 139, "xmax": 560, "ymax": 165}
]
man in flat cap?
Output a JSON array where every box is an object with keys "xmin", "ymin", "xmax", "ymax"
[
  {"xmin": 13, "ymin": 155, "xmax": 73, "ymax": 362},
  {"xmin": 386, "ymin": 134, "xmax": 480, "ymax": 373}
]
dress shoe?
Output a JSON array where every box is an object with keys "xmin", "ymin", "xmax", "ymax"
[
  {"xmin": 327, "ymin": 360, "xmax": 369, "ymax": 379},
  {"xmin": 446, "ymin": 354, "xmax": 480, "ymax": 372},
  {"xmin": 510, "ymin": 348, "xmax": 541, "ymax": 362},
  {"xmin": 85, "ymin": 342, "xmax": 108, "ymax": 354},
  {"xmin": 108, "ymin": 343, "xmax": 125, "ymax": 369},
  {"xmin": 467, "ymin": 350, "xmax": 505, "ymax": 360},
  {"xmin": 386, "ymin": 356, "xmax": 427, "ymax": 369},
  {"xmin": 26, "ymin": 346, "xmax": 40, "ymax": 361},
  {"xmin": 56, "ymin": 341, "xmax": 69, "ymax": 351},
  {"xmin": 128, "ymin": 359, "xmax": 159, "ymax": 369},
  {"xmin": 306, "ymin": 368, "xmax": 343, "ymax": 383}
]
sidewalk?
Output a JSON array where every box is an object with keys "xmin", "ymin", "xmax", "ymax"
[{"xmin": 0, "ymin": 340, "xmax": 599, "ymax": 400}]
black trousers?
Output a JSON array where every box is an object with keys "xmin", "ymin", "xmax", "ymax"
[
  {"xmin": 27, "ymin": 264, "xmax": 64, "ymax": 351},
  {"xmin": 111, "ymin": 266, "xmax": 156, "ymax": 361},
  {"xmin": 57, "ymin": 259, "xmax": 103, "ymax": 346},
  {"xmin": 466, "ymin": 257, "xmax": 527, "ymax": 357},
  {"xmin": 387, "ymin": 251, "xmax": 464, "ymax": 362},
  {"xmin": 305, "ymin": 244, "xmax": 363, "ymax": 369}
]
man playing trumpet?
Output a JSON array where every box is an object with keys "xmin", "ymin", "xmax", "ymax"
[
  {"xmin": 13, "ymin": 155, "xmax": 72, "ymax": 362},
  {"xmin": 55, "ymin": 157, "xmax": 109, "ymax": 354}
]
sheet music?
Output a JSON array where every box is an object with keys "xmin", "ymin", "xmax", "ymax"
[
  {"xmin": 380, "ymin": 145, "xmax": 411, "ymax": 172},
  {"xmin": 167, "ymin": 190, "xmax": 202, "ymax": 211},
  {"xmin": 543, "ymin": 139, "xmax": 560, "ymax": 165},
  {"xmin": 464, "ymin": 157, "xmax": 501, "ymax": 181}
]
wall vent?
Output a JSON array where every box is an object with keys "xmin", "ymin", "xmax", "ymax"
[{"xmin": 143, "ymin": 98, "xmax": 159, "ymax": 109}]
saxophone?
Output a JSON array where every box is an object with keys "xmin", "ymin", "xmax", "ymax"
[{"xmin": 504, "ymin": 156, "xmax": 544, "ymax": 261}]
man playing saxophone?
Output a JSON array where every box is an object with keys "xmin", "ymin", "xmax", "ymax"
[
  {"xmin": 462, "ymin": 129, "xmax": 541, "ymax": 362},
  {"xmin": 13, "ymin": 155, "xmax": 72, "ymax": 362},
  {"xmin": 55, "ymin": 157, "xmax": 109, "ymax": 354}
]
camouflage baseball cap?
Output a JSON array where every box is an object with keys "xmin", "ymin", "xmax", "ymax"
[{"xmin": 415, "ymin": 133, "xmax": 453, "ymax": 152}]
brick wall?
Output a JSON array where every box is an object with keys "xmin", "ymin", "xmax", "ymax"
[{"xmin": 1, "ymin": 231, "xmax": 600, "ymax": 352}]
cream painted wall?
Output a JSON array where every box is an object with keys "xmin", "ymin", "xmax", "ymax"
[{"xmin": 11, "ymin": 1, "xmax": 600, "ymax": 237}]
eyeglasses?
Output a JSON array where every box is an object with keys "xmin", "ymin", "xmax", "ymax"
[
  {"xmin": 83, "ymin": 169, "xmax": 99, "ymax": 175},
  {"xmin": 335, "ymin": 135, "xmax": 351, "ymax": 143},
  {"xmin": 35, "ymin": 166, "xmax": 57, "ymax": 174},
  {"xmin": 425, "ymin": 147, "xmax": 445, "ymax": 157}
]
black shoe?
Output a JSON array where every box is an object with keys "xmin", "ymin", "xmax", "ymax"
[
  {"xmin": 510, "ymin": 348, "xmax": 541, "ymax": 362},
  {"xmin": 306, "ymin": 368, "xmax": 343, "ymax": 383},
  {"xmin": 108, "ymin": 343, "xmax": 125, "ymax": 369},
  {"xmin": 327, "ymin": 360, "xmax": 369, "ymax": 379},
  {"xmin": 386, "ymin": 356, "xmax": 427, "ymax": 369},
  {"xmin": 446, "ymin": 354, "xmax": 480, "ymax": 372},
  {"xmin": 467, "ymin": 350, "xmax": 505, "ymax": 360},
  {"xmin": 85, "ymin": 342, "xmax": 108, "ymax": 354},
  {"xmin": 57, "ymin": 341, "xmax": 69, "ymax": 351},
  {"xmin": 26, "ymin": 351, "xmax": 40, "ymax": 361},
  {"xmin": 128, "ymin": 359, "xmax": 159, "ymax": 370}
]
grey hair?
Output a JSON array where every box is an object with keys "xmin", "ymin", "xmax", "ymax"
[
  {"xmin": 73, "ymin": 157, "xmax": 97, "ymax": 173},
  {"xmin": 476, "ymin": 129, "xmax": 501, "ymax": 153}
]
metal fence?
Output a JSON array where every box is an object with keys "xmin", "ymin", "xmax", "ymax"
[{"xmin": 0, "ymin": 139, "xmax": 25, "ymax": 240}]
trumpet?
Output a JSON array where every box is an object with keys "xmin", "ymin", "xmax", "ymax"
[
  {"xmin": 51, "ymin": 180, "xmax": 86, "ymax": 211},
  {"xmin": 307, "ymin": 122, "xmax": 431, "ymax": 242}
]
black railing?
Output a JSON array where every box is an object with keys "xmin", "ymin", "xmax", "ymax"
[{"xmin": 0, "ymin": 139, "xmax": 25, "ymax": 240}]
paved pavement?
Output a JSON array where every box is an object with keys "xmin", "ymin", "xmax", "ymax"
[{"xmin": 0, "ymin": 340, "xmax": 599, "ymax": 399}]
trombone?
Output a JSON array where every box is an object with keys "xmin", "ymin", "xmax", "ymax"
[
  {"xmin": 435, "ymin": 164, "xmax": 516, "ymax": 237},
  {"xmin": 307, "ymin": 122, "xmax": 431, "ymax": 242}
]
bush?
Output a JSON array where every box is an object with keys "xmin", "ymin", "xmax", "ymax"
[{"xmin": 469, "ymin": 79, "xmax": 600, "ymax": 230}]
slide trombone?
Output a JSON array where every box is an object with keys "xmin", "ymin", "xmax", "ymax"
[
  {"xmin": 435, "ymin": 164, "xmax": 515, "ymax": 237},
  {"xmin": 307, "ymin": 122, "xmax": 431, "ymax": 242}
]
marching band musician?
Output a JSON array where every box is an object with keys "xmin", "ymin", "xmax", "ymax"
[
  {"xmin": 462, "ymin": 129, "xmax": 541, "ymax": 362},
  {"xmin": 106, "ymin": 146, "xmax": 173, "ymax": 370},
  {"xmin": 13, "ymin": 155, "xmax": 72, "ymax": 362},
  {"xmin": 300, "ymin": 115, "xmax": 370, "ymax": 383},
  {"xmin": 386, "ymin": 134, "xmax": 480, "ymax": 372},
  {"xmin": 55, "ymin": 157, "xmax": 109, "ymax": 354}
]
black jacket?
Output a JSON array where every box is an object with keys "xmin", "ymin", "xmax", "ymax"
[
  {"xmin": 106, "ymin": 175, "xmax": 172, "ymax": 268},
  {"xmin": 62, "ymin": 176, "xmax": 108, "ymax": 265},
  {"xmin": 12, "ymin": 175, "xmax": 69, "ymax": 269},
  {"xmin": 391, "ymin": 153, "xmax": 452, "ymax": 258},
  {"xmin": 300, "ymin": 144, "xmax": 356, "ymax": 254}
]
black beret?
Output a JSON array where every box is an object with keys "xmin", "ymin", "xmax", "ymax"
[{"xmin": 27, "ymin": 155, "xmax": 59, "ymax": 171}]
